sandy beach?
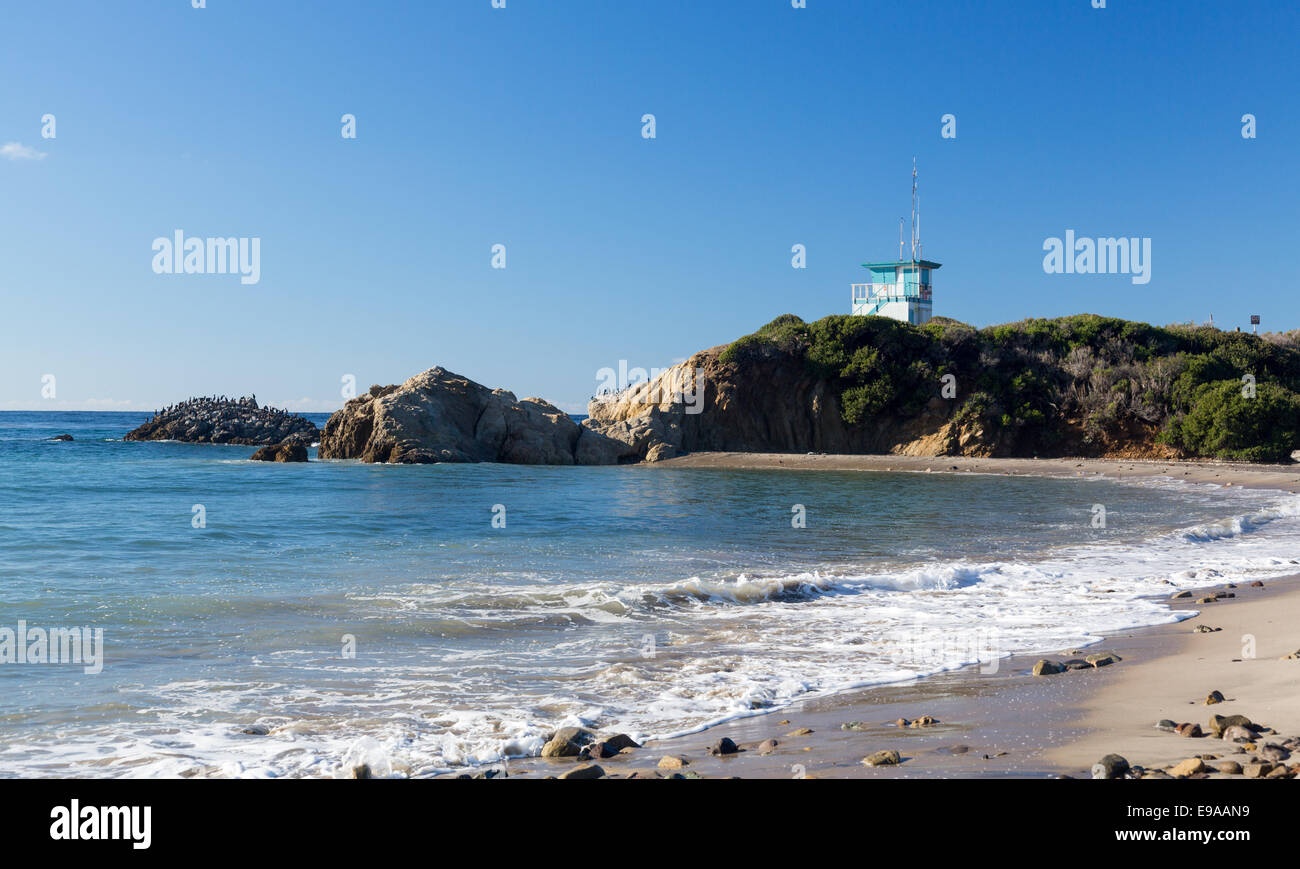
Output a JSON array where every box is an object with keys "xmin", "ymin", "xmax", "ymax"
[{"xmin": 495, "ymin": 454, "xmax": 1300, "ymax": 779}]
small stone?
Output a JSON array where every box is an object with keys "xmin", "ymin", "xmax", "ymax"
[
  {"xmin": 1217, "ymin": 760, "xmax": 1243, "ymax": 775},
  {"xmin": 1175, "ymin": 722, "xmax": 1204, "ymax": 738},
  {"xmin": 1250, "ymin": 581, "xmax": 1264, "ymax": 588},
  {"xmin": 1032, "ymin": 659, "xmax": 1064, "ymax": 676},
  {"xmin": 1170, "ymin": 758, "xmax": 1207, "ymax": 777},
  {"xmin": 1155, "ymin": 719, "xmax": 1177, "ymax": 732},
  {"xmin": 657, "ymin": 755, "xmax": 688, "ymax": 770},
  {"xmin": 1205, "ymin": 690, "xmax": 1225, "ymax": 705},
  {"xmin": 786, "ymin": 728, "xmax": 813, "ymax": 737},
  {"xmin": 1258, "ymin": 744, "xmax": 1290, "ymax": 762},
  {"xmin": 1192, "ymin": 625, "xmax": 1220, "ymax": 633},
  {"xmin": 1197, "ymin": 596, "xmax": 1216, "ymax": 604},
  {"xmin": 601, "ymin": 734, "xmax": 639, "ymax": 753},
  {"xmin": 240, "ymin": 724, "xmax": 270, "ymax": 735},
  {"xmin": 1091, "ymin": 754, "xmax": 1130, "ymax": 779},
  {"xmin": 708, "ymin": 737, "xmax": 739, "ymax": 756},
  {"xmin": 1282, "ymin": 650, "xmax": 1300, "ymax": 660},
  {"xmin": 558, "ymin": 764, "xmax": 605, "ymax": 780},
  {"xmin": 757, "ymin": 739, "xmax": 779, "ymax": 755},
  {"xmin": 1209, "ymin": 714, "xmax": 1254, "ymax": 737},
  {"xmin": 1085, "ymin": 652, "xmax": 1121, "ymax": 667},
  {"xmin": 540, "ymin": 726, "xmax": 596, "ymax": 758},
  {"xmin": 1221, "ymin": 725, "xmax": 1253, "ymax": 742},
  {"xmin": 1243, "ymin": 763, "xmax": 1273, "ymax": 778},
  {"xmin": 909, "ymin": 715, "xmax": 939, "ymax": 728},
  {"xmin": 1171, "ymin": 590, "xmax": 1193, "ymax": 599},
  {"xmin": 840, "ymin": 721, "xmax": 869, "ymax": 731},
  {"xmin": 862, "ymin": 749, "xmax": 902, "ymax": 767},
  {"xmin": 1062, "ymin": 659, "xmax": 1091, "ymax": 670}
]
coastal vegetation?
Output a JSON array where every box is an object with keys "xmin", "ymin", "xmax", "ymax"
[{"xmin": 720, "ymin": 313, "xmax": 1300, "ymax": 462}]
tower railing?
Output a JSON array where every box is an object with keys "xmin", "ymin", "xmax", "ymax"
[{"xmin": 851, "ymin": 282, "xmax": 932, "ymax": 302}]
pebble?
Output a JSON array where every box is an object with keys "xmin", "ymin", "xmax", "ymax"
[
  {"xmin": 707, "ymin": 737, "xmax": 739, "ymax": 757},
  {"xmin": 558, "ymin": 764, "xmax": 605, "ymax": 780},
  {"xmin": 1170, "ymin": 758, "xmax": 1206, "ymax": 777},
  {"xmin": 657, "ymin": 755, "xmax": 688, "ymax": 770},
  {"xmin": 1258, "ymin": 744, "xmax": 1291, "ymax": 762},
  {"xmin": 1085, "ymin": 651, "xmax": 1122, "ymax": 667},
  {"xmin": 1205, "ymin": 690, "xmax": 1225, "ymax": 705},
  {"xmin": 1092, "ymin": 754, "xmax": 1130, "ymax": 779},
  {"xmin": 862, "ymin": 750, "xmax": 902, "ymax": 767},
  {"xmin": 1221, "ymin": 725, "xmax": 1254, "ymax": 742}
]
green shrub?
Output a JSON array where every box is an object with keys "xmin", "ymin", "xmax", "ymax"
[
  {"xmin": 1161, "ymin": 380, "xmax": 1300, "ymax": 462},
  {"xmin": 716, "ymin": 313, "xmax": 1300, "ymax": 461}
]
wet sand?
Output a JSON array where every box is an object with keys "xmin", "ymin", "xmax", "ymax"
[
  {"xmin": 654, "ymin": 451, "xmax": 1300, "ymax": 494},
  {"xmin": 496, "ymin": 454, "xmax": 1300, "ymax": 779}
]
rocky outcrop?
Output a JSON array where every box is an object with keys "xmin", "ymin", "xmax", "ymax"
[
  {"xmin": 250, "ymin": 442, "xmax": 309, "ymax": 462},
  {"xmin": 319, "ymin": 367, "xmax": 629, "ymax": 465},
  {"xmin": 582, "ymin": 344, "xmax": 977, "ymax": 463},
  {"xmin": 125, "ymin": 396, "xmax": 318, "ymax": 446}
]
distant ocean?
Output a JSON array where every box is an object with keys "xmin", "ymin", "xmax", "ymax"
[{"xmin": 3, "ymin": 410, "xmax": 1300, "ymax": 778}]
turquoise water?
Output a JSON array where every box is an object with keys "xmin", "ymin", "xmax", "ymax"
[{"xmin": 2, "ymin": 411, "xmax": 1299, "ymax": 777}]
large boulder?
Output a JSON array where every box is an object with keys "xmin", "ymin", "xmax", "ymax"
[
  {"xmin": 250, "ymin": 442, "xmax": 309, "ymax": 463},
  {"xmin": 320, "ymin": 367, "xmax": 620, "ymax": 466}
]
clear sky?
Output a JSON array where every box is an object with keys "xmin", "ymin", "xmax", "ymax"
[{"xmin": 2, "ymin": 0, "xmax": 1297, "ymax": 412}]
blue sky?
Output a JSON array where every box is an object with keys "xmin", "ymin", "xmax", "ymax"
[{"xmin": 2, "ymin": 0, "xmax": 1297, "ymax": 412}]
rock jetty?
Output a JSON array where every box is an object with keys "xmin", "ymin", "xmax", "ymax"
[
  {"xmin": 124, "ymin": 396, "xmax": 319, "ymax": 446},
  {"xmin": 318, "ymin": 367, "xmax": 628, "ymax": 465}
]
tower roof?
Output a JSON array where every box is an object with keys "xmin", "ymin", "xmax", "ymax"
[{"xmin": 862, "ymin": 260, "xmax": 942, "ymax": 270}]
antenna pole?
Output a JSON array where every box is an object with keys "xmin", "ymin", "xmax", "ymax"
[{"xmin": 911, "ymin": 158, "xmax": 917, "ymax": 263}]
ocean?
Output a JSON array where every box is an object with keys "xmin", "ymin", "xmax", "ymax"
[{"xmin": 3, "ymin": 410, "xmax": 1300, "ymax": 778}]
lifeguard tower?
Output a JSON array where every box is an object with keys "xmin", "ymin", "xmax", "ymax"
[{"xmin": 850, "ymin": 161, "xmax": 941, "ymax": 326}]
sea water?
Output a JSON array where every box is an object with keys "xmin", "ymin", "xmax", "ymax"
[{"xmin": 2, "ymin": 411, "xmax": 1299, "ymax": 777}]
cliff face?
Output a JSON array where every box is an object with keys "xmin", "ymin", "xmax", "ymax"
[
  {"xmin": 319, "ymin": 367, "xmax": 630, "ymax": 465},
  {"xmin": 125, "ymin": 397, "xmax": 318, "ymax": 446},
  {"xmin": 585, "ymin": 313, "xmax": 1300, "ymax": 464},
  {"xmin": 584, "ymin": 344, "xmax": 986, "ymax": 462}
]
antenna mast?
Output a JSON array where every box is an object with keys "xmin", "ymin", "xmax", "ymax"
[{"xmin": 911, "ymin": 157, "xmax": 917, "ymax": 263}]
